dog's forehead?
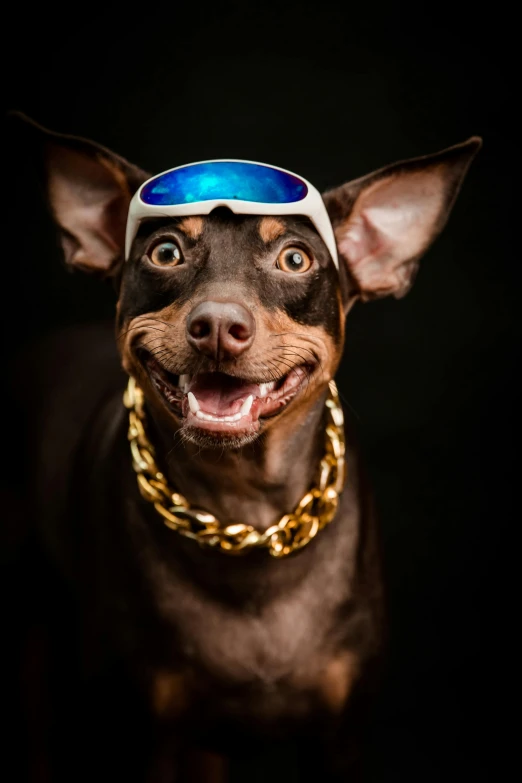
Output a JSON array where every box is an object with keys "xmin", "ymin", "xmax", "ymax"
[
  {"xmin": 174, "ymin": 211, "xmax": 322, "ymax": 246},
  {"xmin": 135, "ymin": 210, "xmax": 325, "ymax": 252}
]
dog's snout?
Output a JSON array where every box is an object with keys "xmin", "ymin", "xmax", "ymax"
[{"xmin": 186, "ymin": 301, "xmax": 255, "ymax": 360}]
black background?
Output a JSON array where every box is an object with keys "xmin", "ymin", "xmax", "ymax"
[{"xmin": 2, "ymin": 3, "xmax": 517, "ymax": 781}]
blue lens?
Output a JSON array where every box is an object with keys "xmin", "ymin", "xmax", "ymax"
[{"xmin": 140, "ymin": 161, "xmax": 308, "ymax": 206}]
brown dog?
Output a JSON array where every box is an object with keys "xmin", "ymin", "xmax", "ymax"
[{"xmin": 16, "ymin": 115, "xmax": 480, "ymax": 782}]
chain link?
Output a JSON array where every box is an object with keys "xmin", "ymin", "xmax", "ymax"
[{"xmin": 124, "ymin": 376, "xmax": 346, "ymax": 557}]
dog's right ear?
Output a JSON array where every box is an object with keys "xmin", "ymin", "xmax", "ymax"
[{"xmin": 9, "ymin": 112, "xmax": 150, "ymax": 278}]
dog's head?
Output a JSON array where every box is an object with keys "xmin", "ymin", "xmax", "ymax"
[{"xmin": 17, "ymin": 115, "xmax": 480, "ymax": 448}]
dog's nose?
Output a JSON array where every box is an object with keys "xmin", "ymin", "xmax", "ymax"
[{"xmin": 186, "ymin": 301, "xmax": 255, "ymax": 360}]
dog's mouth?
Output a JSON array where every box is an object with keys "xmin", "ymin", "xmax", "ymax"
[{"xmin": 139, "ymin": 351, "xmax": 314, "ymax": 436}]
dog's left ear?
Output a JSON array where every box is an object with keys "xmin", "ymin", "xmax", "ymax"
[
  {"xmin": 9, "ymin": 112, "xmax": 150, "ymax": 278},
  {"xmin": 323, "ymin": 137, "xmax": 482, "ymax": 302}
]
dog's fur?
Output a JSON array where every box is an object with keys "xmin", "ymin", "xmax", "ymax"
[{"xmin": 15, "ymin": 115, "xmax": 480, "ymax": 782}]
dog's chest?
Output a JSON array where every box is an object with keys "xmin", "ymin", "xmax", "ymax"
[{"xmin": 145, "ymin": 520, "xmax": 360, "ymax": 724}]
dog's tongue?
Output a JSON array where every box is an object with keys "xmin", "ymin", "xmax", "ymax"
[{"xmin": 188, "ymin": 373, "xmax": 260, "ymax": 415}]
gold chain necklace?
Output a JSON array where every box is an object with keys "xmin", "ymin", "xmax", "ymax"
[{"xmin": 124, "ymin": 376, "xmax": 346, "ymax": 557}]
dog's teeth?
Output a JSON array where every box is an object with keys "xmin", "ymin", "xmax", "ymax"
[
  {"xmin": 179, "ymin": 374, "xmax": 190, "ymax": 392},
  {"xmin": 259, "ymin": 382, "xmax": 276, "ymax": 398},
  {"xmin": 195, "ymin": 411, "xmax": 240, "ymax": 422},
  {"xmin": 193, "ymin": 409, "xmax": 246, "ymax": 423},
  {"xmin": 240, "ymin": 395, "xmax": 254, "ymax": 416},
  {"xmin": 188, "ymin": 392, "xmax": 200, "ymax": 413}
]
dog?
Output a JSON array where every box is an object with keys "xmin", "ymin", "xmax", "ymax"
[{"xmin": 13, "ymin": 114, "xmax": 480, "ymax": 782}]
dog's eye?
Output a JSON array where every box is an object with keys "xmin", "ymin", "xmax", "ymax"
[
  {"xmin": 148, "ymin": 241, "xmax": 183, "ymax": 267},
  {"xmin": 277, "ymin": 247, "xmax": 312, "ymax": 274}
]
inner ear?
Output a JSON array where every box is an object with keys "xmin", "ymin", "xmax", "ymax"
[
  {"xmin": 323, "ymin": 137, "xmax": 481, "ymax": 301},
  {"xmin": 46, "ymin": 144, "xmax": 134, "ymax": 275},
  {"xmin": 10, "ymin": 112, "xmax": 150, "ymax": 278}
]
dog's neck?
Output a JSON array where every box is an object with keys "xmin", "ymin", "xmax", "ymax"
[{"xmin": 148, "ymin": 388, "xmax": 329, "ymax": 532}]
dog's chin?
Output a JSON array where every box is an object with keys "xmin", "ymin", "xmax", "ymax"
[{"xmin": 136, "ymin": 351, "xmax": 316, "ymax": 450}]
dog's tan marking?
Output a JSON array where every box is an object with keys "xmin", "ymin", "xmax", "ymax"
[
  {"xmin": 177, "ymin": 216, "xmax": 204, "ymax": 239},
  {"xmin": 259, "ymin": 216, "xmax": 286, "ymax": 243},
  {"xmin": 152, "ymin": 669, "xmax": 190, "ymax": 719},
  {"xmin": 319, "ymin": 652, "xmax": 360, "ymax": 713},
  {"xmin": 117, "ymin": 303, "xmax": 187, "ymax": 377},
  {"xmin": 256, "ymin": 306, "xmax": 340, "ymax": 387}
]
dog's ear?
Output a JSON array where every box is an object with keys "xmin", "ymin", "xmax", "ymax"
[
  {"xmin": 323, "ymin": 137, "xmax": 482, "ymax": 302},
  {"xmin": 9, "ymin": 112, "xmax": 150, "ymax": 278}
]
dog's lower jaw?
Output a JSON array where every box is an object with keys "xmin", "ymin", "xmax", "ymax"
[{"xmin": 179, "ymin": 426, "xmax": 261, "ymax": 450}]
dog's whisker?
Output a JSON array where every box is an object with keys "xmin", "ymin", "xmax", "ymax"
[
  {"xmin": 117, "ymin": 323, "xmax": 168, "ymax": 341},
  {"xmin": 137, "ymin": 336, "xmax": 168, "ymax": 350},
  {"xmin": 269, "ymin": 332, "xmax": 324, "ymax": 351},
  {"xmin": 336, "ymin": 389, "xmax": 361, "ymax": 421},
  {"xmin": 271, "ymin": 343, "xmax": 318, "ymax": 357},
  {"xmin": 279, "ymin": 350, "xmax": 312, "ymax": 367},
  {"xmin": 149, "ymin": 349, "xmax": 180, "ymax": 368}
]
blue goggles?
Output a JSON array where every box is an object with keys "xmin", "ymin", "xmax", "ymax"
[{"xmin": 140, "ymin": 160, "xmax": 308, "ymax": 206}]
